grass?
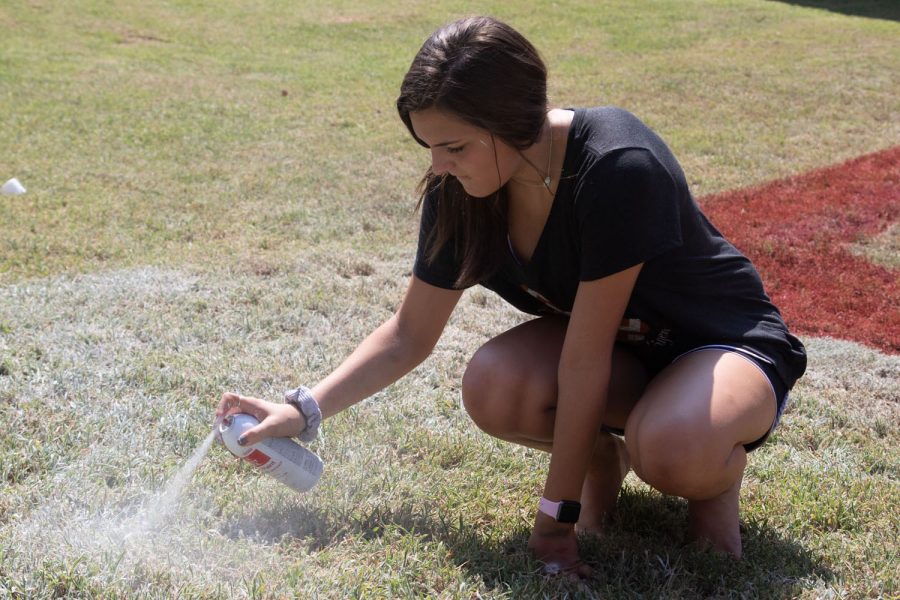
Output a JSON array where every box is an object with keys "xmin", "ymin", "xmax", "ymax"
[
  {"xmin": 1, "ymin": 1, "xmax": 898, "ymax": 598},
  {"xmin": 850, "ymin": 222, "xmax": 900, "ymax": 269}
]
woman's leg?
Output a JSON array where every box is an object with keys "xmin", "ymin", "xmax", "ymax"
[
  {"xmin": 461, "ymin": 316, "xmax": 647, "ymax": 530},
  {"xmin": 623, "ymin": 349, "xmax": 777, "ymax": 557}
]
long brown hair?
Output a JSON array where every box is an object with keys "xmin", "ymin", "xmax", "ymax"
[{"xmin": 396, "ymin": 16, "xmax": 548, "ymax": 287}]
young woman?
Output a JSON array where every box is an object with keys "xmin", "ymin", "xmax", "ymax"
[{"xmin": 216, "ymin": 16, "xmax": 806, "ymax": 575}]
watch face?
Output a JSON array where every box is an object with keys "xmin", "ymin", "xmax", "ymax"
[{"xmin": 557, "ymin": 501, "xmax": 581, "ymax": 523}]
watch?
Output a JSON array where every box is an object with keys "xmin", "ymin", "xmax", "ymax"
[{"xmin": 538, "ymin": 497, "xmax": 582, "ymax": 523}]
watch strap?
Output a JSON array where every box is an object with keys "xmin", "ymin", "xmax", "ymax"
[{"xmin": 538, "ymin": 496, "xmax": 581, "ymax": 523}]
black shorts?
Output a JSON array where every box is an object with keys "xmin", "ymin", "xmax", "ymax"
[{"xmin": 604, "ymin": 343, "xmax": 790, "ymax": 452}]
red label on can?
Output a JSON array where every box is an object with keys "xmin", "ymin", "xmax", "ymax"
[{"xmin": 245, "ymin": 449, "xmax": 271, "ymax": 467}]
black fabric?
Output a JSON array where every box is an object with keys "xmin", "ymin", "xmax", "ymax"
[{"xmin": 414, "ymin": 107, "xmax": 807, "ymax": 388}]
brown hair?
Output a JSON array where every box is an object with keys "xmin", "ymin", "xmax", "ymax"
[{"xmin": 396, "ymin": 16, "xmax": 548, "ymax": 287}]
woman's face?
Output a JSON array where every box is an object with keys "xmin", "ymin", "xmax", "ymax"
[{"xmin": 408, "ymin": 107, "xmax": 524, "ymax": 198}]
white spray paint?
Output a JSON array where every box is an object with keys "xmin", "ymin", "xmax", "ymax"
[
  {"xmin": 0, "ymin": 428, "xmax": 253, "ymax": 587},
  {"xmin": 124, "ymin": 430, "xmax": 218, "ymax": 538}
]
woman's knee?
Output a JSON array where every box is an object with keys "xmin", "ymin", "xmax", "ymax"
[
  {"xmin": 624, "ymin": 350, "xmax": 774, "ymax": 498},
  {"xmin": 461, "ymin": 344, "xmax": 510, "ymax": 431},
  {"xmin": 461, "ymin": 335, "xmax": 558, "ymax": 439},
  {"xmin": 625, "ymin": 414, "xmax": 744, "ymax": 498}
]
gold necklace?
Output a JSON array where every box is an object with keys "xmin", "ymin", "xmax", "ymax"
[
  {"xmin": 543, "ymin": 120, "xmax": 553, "ymax": 192},
  {"xmin": 510, "ymin": 119, "xmax": 555, "ymax": 192}
]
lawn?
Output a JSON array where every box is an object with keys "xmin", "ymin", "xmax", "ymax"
[{"xmin": 1, "ymin": 1, "xmax": 898, "ymax": 598}]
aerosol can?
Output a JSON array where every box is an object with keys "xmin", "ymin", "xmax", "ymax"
[{"xmin": 217, "ymin": 413, "xmax": 323, "ymax": 492}]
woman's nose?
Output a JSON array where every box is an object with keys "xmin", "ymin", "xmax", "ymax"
[{"xmin": 430, "ymin": 148, "xmax": 451, "ymax": 175}]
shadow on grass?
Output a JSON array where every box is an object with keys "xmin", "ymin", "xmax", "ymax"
[
  {"xmin": 772, "ymin": 0, "xmax": 899, "ymax": 21},
  {"xmin": 220, "ymin": 487, "xmax": 833, "ymax": 598}
]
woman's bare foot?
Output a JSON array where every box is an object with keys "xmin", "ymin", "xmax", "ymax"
[
  {"xmin": 686, "ymin": 475, "xmax": 743, "ymax": 557},
  {"xmin": 576, "ymin": 433, "xmax": 630, "ymax": 534}
]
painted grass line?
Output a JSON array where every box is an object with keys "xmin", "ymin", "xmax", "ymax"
[{"xmin": 701, "ymin": 146, "xmax": 899, "ymax": 354}]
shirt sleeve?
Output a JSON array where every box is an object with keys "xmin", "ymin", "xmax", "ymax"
[
  {"xmin": 412, "ymin": 187, "xmax": 465, "ymax": 289},
  {"xmin": 575, "ymin": 148, "xmax": 684, "ymax": 281}
]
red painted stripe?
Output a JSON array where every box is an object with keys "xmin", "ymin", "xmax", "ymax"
[{"xmin": 700, "ymin": 147, "xmax": 899, "ymax": 354}]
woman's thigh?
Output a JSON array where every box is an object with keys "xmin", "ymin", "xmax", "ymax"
[
  {"xmin": 623, "ymin": 349, "xmax": 776, "ymax": 496},
  {"xmin": 461, "ymin": 316, "xmax": 648, "ymax": 443}
]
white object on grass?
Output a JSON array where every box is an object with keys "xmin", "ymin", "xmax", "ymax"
[{"xmin": 1, "ymin": 178, "xmax": 26, "ymax": 195}]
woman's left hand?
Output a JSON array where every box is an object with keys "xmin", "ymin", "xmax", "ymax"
[{"xmin": 527, "ymin": 512, "xmax": 592, "ymax": 579}]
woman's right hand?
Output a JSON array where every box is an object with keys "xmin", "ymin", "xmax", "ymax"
[
  {"xmin": 215, "ymin": 392, "xmax": 306, "ymax": 446},
  {"xmin": 528, "ymin": 512, "xmax": 592, "ymax": 579}
]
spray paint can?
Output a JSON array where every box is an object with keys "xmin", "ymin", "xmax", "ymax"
[{"xmin": 217, "ymin": 413, "xmax": 323, "ymax": 492}]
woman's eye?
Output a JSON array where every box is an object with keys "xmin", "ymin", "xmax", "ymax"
[{"xmin": 446, "ymin": 145, "xmax": 464, "ymax": 154}]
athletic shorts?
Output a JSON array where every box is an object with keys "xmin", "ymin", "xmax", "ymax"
[{"xmin": 604, "ymin": 343, "xmax": 790, "ymax": 452}]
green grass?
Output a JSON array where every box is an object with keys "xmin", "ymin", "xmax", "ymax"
[{"xmin": 1, "ymin": 1, "xmax": 898, "ymax": 598}]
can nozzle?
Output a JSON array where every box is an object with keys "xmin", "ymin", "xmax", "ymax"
[{"xmin": 213, "ymin": 414, "xmax": 232, "ymax": 444}]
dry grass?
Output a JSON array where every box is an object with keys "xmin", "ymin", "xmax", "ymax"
[
  {"xmin": 849, "ymin": 222, "xmax": 900, "ymax": 269},
  {"xmin": 1, "ymin": 264, "xmax": 897, "ymax": 598},
  {"xmin": 1, "ymin": 1, "xmax": 898, "ymax": 598}
]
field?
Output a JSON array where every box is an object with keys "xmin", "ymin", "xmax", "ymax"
[{"xmin": 1, "ymin": 1, "xmax": 898, "ymax": 598}]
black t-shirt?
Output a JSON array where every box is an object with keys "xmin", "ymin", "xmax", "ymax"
[{"xmin": 414, "ymin": 107, "xmax": 807, "ymax": 388}]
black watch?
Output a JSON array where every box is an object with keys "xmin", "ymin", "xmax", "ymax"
[{"xmin": 538, "ymin": 497, "xmax": 582, "ymax": 523}]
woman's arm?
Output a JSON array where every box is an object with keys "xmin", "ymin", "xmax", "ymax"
[
  {"xmin": 312, "ymin": 276, "xmax": 463, "ymax": 419},
  {"xmin": 528, "ymin": 263, "xmax": 642, "ymax": 574},
  {"xmin": 544, "ymin": 264, "xmax": 641, "ymax": 500},
  {"xmin": 217, "ymin": 276, "xmax": 463, "ymax": 444}
]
